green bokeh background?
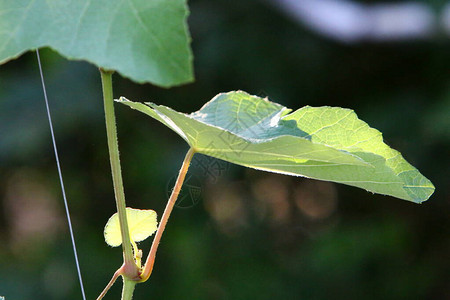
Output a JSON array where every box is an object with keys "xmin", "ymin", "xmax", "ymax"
[{"xmin": 0, "ymin": 0, "xmax": 449, "ymax": 299}]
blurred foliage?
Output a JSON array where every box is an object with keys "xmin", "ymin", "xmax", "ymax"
[{"xmin": 0, "ymin": 0, "xmax": 449, "ymax": 299}]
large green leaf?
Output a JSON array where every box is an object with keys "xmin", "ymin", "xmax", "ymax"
[
  {"xmin": 117, "ymin": 91, "xmax": 434, "ymax": 203},
  {"xmin": 0, "ymin": 0, "xmax": 193, "ymax": 86}
]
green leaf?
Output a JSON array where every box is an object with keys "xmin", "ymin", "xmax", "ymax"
[
  {"xmin": 104, "ymin": 207, "xmax": 157, "ymax": 247},
  {"xmin": 0, "ymin": 0, "xmax": 193, "ymax": 87},
  {"xmin": 117, "ymin": 91, "xmax": 435, "ymax": 203}
]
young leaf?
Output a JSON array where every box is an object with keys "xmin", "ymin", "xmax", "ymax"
[
  {"xmin": 104, "ymin": 207, "xmax": 158, "ymax": 247},
  {"xmin": 0, "ymin": 0, "xmax": 193, "ymax": 87},
  {"xmin": 117, "ymin": 91, "xmax": 435, "ymax": 203}
]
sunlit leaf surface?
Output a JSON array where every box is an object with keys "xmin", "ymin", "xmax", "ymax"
[
  {"xmin": 0, "ymin": 0, "xmax": 193, "ymax": 86},
  {"xmin": 118, "ymin": 91, "xmax": 434, "ymax": 203},
  {"xmin": 104, "ymin": 207, "xmax": 157, "ymax": 247}
]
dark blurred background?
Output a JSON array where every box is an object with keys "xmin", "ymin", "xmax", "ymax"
[{"xmin": 0, "ymin": 0, "xmax": 449, "ymax": 299}]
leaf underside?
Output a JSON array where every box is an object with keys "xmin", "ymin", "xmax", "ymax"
[
  {"xmin": 117, "ymin": 91, "xmax": 435, "ymax": 203},
  {"xmin": 104, "ymin": 207, "xmax": 158, "ymax": 247},
  {"xmin": 0, "ymin": 0, "xmax": 193, "ymax": 87}
]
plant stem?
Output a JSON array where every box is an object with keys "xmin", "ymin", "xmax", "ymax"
[
  {"xmin": 100, "ymin": 69, "xmax": 136, "ymax": 275},
  {"xmin": 140, "ymin": 148, "xmax": 196, "ymax": 281},
  {"xmin": 96, "ymin": 268, "xmax": 122, "ymax": 300},
  {"xmin": 122, "ymin": 277, "xmax": 137, "ymax": 300}
]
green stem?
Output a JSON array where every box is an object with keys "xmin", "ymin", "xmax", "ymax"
[
  {"xmin": 140, "ymin": 148, "xmax": 196, "ymax": 281},
  {"xmin": 122, "ymin": 277, "xmax": 137, "ymax": 300},
  {"xmin": 100, "ymin": 69, "xmax": 136, "ymax": 275}
]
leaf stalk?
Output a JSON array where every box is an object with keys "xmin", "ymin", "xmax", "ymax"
[
  {"xmin": 96, "ymin": 268, "xmax": 122, "ymax": 300},
  {"xmin": 140, "ymin": 148, "xmax": 196, "ymax": 281}
]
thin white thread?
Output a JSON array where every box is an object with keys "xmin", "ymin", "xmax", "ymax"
[{"xmin": 36, "ymin": 49, "xmax": 87, "ymax": 300}]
